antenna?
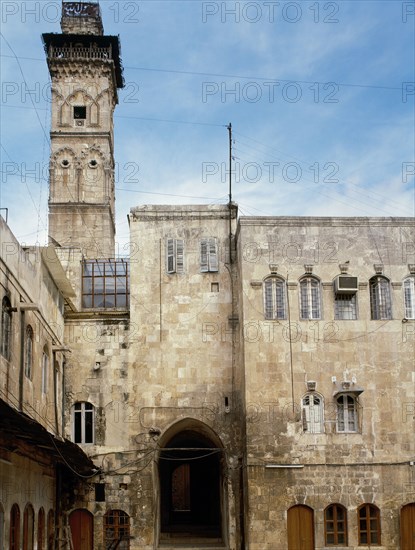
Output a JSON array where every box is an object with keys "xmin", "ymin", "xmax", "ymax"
[
  {"xmin": 227, "ymin": 122, "xmax": 232, "ymax": 206},
  {"xmin": 227, "ymin": 123, "xmax": 233, "ymax": 263}
]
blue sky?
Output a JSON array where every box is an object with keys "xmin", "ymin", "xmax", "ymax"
[{"xmin": 1, "ymin": 0, "xmax": 414, "ymax": 251}]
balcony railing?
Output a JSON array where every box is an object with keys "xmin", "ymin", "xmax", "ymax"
[{"xmin": 49, "ymin": 44, "xmax": 112, "ymax": 60}]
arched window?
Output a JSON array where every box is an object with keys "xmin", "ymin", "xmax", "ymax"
[
  {"xmin": 37, "ymin": 508, "xmax": 45, "ymax": 550},
  {"xmin": 370, "ymin": 276, "xmax": 392, "ymax": 320},
  {"xmin": 23, "ymin": 504, "xmax": 34, "ymax": 550},
  {"xmin": 300, "ymin": 276, "xmax": 321, "ymax": 320},
  {"xmin": 72, "ymin": 402, "xmax": 95, "ymax": 444},
  {"xmin": 403, "ymin": 276, "xmax": 415, "ymax": 319},
  {"xmin": 264, "ymin": 276, "xmax": 286, "ymax": 319},
  {"xmin": 358, "ymin": 503, "xmax": 381, "ymax": 545},
  {"xmin": 47, "ymin": 510, "xmax": 54, "ymax": 550},
  {"xmin": 24, "ymin": 325, "xmax": 34, "ymax": 379},
  {"xmin": 325, "ymin": 503, "xmax": 347, "ymax": 545},
  {"xmin": 336, "ymin": 394, "xmax": 358, "ymax": 433},
  {"xmin": 1, "ymin": 297, "xmax": 12, "ymax": 360},
  {"xmin": 302, "ymin": 393, "xmax": 324, "ymax": 433},
  {"xmin": 10, "ymin": 504, "xmax": 20, "ymax": 550},
  {"xmin": 104, "ymin": 510, "xmax": 130, "ymax": 550},
  {"xmin": 0, "ymin": 503, "xmax": 4, "ymax": 550},
  {"xmin": 41, "ymin": 346, "xmax": 49, "ymax": 394}
]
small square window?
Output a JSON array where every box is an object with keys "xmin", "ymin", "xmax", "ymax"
[
  {"xmin": 211, "ymin": 283, "xmax": 219, "ymax": 292},
  {"xmin": 73, "ymin": 106, "xmax": 86, "ymax": 120}
]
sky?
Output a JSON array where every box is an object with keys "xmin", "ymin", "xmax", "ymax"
[{"xmin": 1, "ymin": 0, "xmax": 414, "ymax": 252}]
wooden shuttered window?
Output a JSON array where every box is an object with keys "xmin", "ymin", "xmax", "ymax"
[
  {"xmin": 200, "ymin": 238, "xmax": 218, "ymax": 273},
  {"xmin": 166, "ymin": 239, "xmax": 184, "ymax": 274}
]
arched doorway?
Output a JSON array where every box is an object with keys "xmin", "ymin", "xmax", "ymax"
[
  {"xmin": 287, "ymin": 505, "xmax": 315, "ymax": 550},
  {"xmin": 401, "ymin": 503, "xmax": 415, "ymax": 550},
  {"xmin": 69, "ymin": 509, "xmax": 93, "ymax": 550},
  {"xmin": 158, "ymin": 422, "xmax": 225, "ymax": 544}
]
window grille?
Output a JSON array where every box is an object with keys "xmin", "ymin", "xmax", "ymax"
[
  {"xmin": 334, "ymin": 293, "xmax": 357, "ymax": 320},
  {"xmin": 370, "ymin": 276, "xmax": 392, "ymax": 320},
  {"xmin": 264, "ymin": 277, "xmax": 286, "ymax": 320},
  {"xmin": 1, "ymin": 296, "xmax": 12, "ymax": 360},
  {"xmin": 104, "ymin": 510, "xmax": 130, "ymax": 550},
  {"xmin": 300, "ymin": 277, "xmax": 321, "ymax": 319},
  {"xmin": 24, "ymin": 325, "xmax": 34, "ymax": 379},
  {"xmin": 403, "ymin": 276, "xmax": 415, "ymax": 319}
]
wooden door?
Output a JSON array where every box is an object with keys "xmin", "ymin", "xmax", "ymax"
[
  {"xmin": 401, "ymin": 503, "xmax": 415, "ymax": 550},
  {"xmin": 287, "ymin": 505, "xmax": 314, "ymax": 550},
  {"xmin": 69, "ymin": 509, "xmax": 93, "ymax": 550}
]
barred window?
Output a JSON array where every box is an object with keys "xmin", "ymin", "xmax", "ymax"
[
  {"xmin": 358, "ymin": 504, "xmax": 381, "ymax": 545},
  {"xmin": 300, "ymin": 277, "xmax": 321, "ymax": 320},
  {"xmin": 1, "ymin": 297, "xmax": 12, "ymax": 360},
  {"xmin": 325, "ymin": 504, "xmax": 347, "ymax": 546},
  {"xmin": 24, "ymin": 325, "xmax": 34, "ymax": 379},
  {"xmin": 403, "ymin": 276, "xmax": 415, "ymax": 319},
  {"xmin": 82, "ymin": 259, "xmax": 129, "ymax": 309},
  {"xmin": 335, "ymin": 293, "xmax": 357, "ymax": 320},
  {"xmin": 370, "ymin": 276, "xmax": 392, "ymax": 320},
  {"xmin": 264, "ymin": 277, "xmax": 286, "ymax": 320},
  {"xmin": 104, "ymin": 510, "xmax": 130, "ymax": 550},
  {"xmin": 41, "ymin": 347, "xmax": 49, "ymax": 395}
]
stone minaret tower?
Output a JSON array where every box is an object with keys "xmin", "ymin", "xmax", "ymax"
[{"xmin": 43, "ymin": 1, "xmax": 124, "ymax": 257}]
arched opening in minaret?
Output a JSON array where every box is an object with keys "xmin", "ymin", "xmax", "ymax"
[{"xmin": 158, "ymin": 421, "xmax": 225, "ymax": 544}]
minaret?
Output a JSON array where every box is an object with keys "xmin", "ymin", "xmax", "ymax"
[{"xmin": 43, "ymin": 1, "xmax": 124, "ymax": 257}]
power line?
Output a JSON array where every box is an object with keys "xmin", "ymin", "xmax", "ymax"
[
  {"xmin": 0, "ymin": 54, "xmax": 405, "ymax": 91},
  {"xmin": 0, "ymin": 36, "xmax": 51, "ymax": 145},
  {"xmin": 233, "ymin": 131, "xmax": 413, "ymax": 213}
]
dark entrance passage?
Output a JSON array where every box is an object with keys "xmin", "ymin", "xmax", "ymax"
[{"xmin": 159, "ymin": 429, "xmax": 223, "ymax": 542}]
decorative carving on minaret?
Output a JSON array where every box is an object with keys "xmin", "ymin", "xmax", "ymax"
[
  {"xmin": 50, "ymin": 147, "xmax": 79, "ymax": 203},
  {"xmin": 43, "ymin": 1, "xmax": 123, "ymax": 257}
]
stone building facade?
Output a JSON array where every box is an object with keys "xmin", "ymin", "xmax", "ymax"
[
  {"xmin": 236, "ymin": 217, "xmax": 415, "ymax": 549},
  {"xmin": 0, "ymin": 2, "xmax": 414, "ymax": 550},
  {"xmin": 0, "ymin": 217, "xmax": 95, "ymax": 550}
]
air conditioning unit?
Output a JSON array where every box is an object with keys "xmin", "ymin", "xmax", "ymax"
[{"xmin": 334, "ymin": 275, "xmax": 358, "ymax": 294}]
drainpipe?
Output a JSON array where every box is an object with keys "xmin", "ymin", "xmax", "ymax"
[{"xmin": 52, "ymin": 350, "xmax": 59, "ymax": 436}]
